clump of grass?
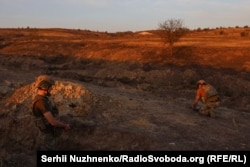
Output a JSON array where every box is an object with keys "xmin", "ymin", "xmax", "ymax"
[{"xmin": 240, "ymin": 31, "xmax": 249, "ymax": 37}]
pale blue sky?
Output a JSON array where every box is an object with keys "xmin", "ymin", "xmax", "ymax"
[{"xmin": 0, "ymin": 0, "xmax": 249, "ymax": 32}]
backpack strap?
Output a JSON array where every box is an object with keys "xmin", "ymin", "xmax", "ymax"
[{"xmin": 32, "ymin": 99, "xmax": 39, "ymax": 116}]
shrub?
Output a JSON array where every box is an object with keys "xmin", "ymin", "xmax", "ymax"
[
  {"xmin": 158, "ymin": 18, "xmax": 188, "ymax": 56},
  {"xmin": 219, "ymin": 30, "xmax": 225, "ymax": 35},
  {"xmin": 240, "ymin": 31, "xmax": 249, "ymax": 37}
]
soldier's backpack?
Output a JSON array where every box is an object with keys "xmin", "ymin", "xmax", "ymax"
[{"xmin": 204, "ymin": 84, "xmax": 219, "ymax": 103}]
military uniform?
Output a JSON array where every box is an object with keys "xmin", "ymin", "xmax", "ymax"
[
  {"xmin": 194, "ymin": 80, "xmax": 220, "ymax": 117},
  {"xmin": 32, "ymin": 94, "xmax": 62, "ymax": 150}
]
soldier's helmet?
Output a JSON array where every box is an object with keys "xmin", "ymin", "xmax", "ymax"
[
  {"xmin": 196, "ymin": 80, "xmax": 206, "ymax": 88},
  {"xmin": 37, "ymin": 80, "xmax": 53, "ymax": 91},
  {"xmin": 35, "ymin": 75, "xmax": 55, "ymax": 88}
]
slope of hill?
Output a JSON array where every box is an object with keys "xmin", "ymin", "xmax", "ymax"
[{"xmin": 0, "ymin": 28, "xmax": 250, "ymax": 166}]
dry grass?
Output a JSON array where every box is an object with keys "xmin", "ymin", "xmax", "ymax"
[{"xmin": 0, "ymin": 27, "xmax": 250, "ymax": 71}]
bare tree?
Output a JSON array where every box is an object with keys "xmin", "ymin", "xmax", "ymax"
[{"xmin": 158, "ymin": 18, "xmax": 188, "ymax": 56}]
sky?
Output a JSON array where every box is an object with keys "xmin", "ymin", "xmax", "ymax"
[{"xmin": 0, "ymin": 0, "xmax": 249, "ymax": 32}]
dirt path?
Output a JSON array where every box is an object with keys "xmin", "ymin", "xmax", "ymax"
[{"xmin": 81, "ymin": 82, "xmax": 250, "ymax": 150}]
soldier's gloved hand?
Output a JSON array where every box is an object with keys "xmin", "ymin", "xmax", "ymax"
[
  {"xmin": 192, "ymin": 104, "xmax": 200, "ymax": 112},
  {"xmin": 63, "ymin": 123, "xmax": 70, "ymax": 131}
]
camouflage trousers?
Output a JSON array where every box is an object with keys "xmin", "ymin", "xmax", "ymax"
[
  {"xmin": 36, "ymin": 128, "xmax": 62, "ymax": 151},
  {"xmin": 37, "ymin": 130, "xmax": 57, "ymax": 151},
  {"xmin": 199, "ymin": 101, "xmax": 220, "ymax": 117}
]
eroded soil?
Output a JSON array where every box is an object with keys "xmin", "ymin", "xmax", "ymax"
[{"xmin": 0, "ymin": 28, "xmax": 250, "ymax": 166}]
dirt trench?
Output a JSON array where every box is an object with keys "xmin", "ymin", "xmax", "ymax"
[{"xmin": 1, "ymin": 54, "xmax": 250, "ymax": 166}]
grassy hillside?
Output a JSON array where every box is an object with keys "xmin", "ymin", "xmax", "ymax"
[{"xmin": 1, "ymin": 27, "xmax": 250, "ymax": 71}]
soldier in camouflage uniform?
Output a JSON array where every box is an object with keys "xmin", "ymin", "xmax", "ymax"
[
  {"xmin": 32, "ymin": 77, "xmax": 70, "ymax": 150},
  {"xmin": 192, "ymin": 80, "xmax": 220, "ymax": 117}
]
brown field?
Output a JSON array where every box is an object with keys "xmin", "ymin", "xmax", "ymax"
[{"xmin": 0, "ymin": 27, "xmax": 250, "ymax": 166}]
